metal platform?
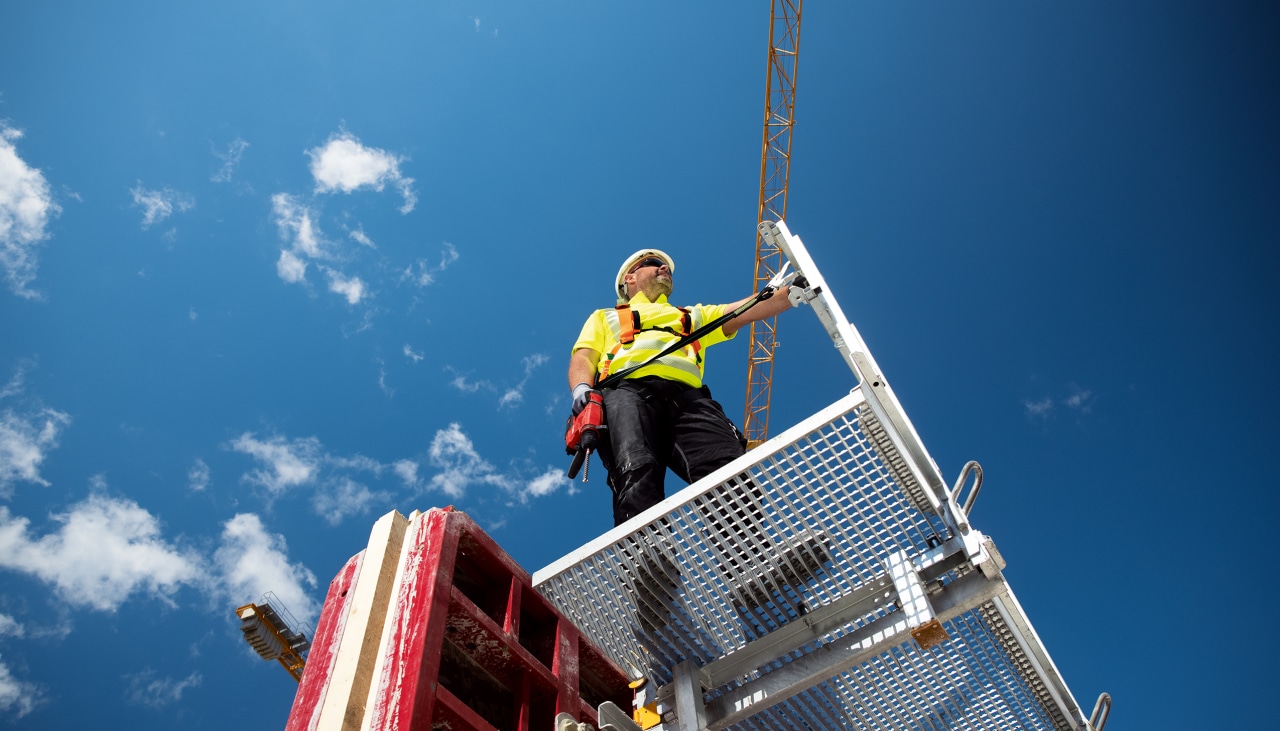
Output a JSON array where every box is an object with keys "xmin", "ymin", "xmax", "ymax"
[{"xmin": 534, "ymin": 222, "xmax": 1103, "ymax": 731}]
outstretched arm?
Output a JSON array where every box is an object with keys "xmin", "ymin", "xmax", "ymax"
[{"xmin": 720, "ymin": 285, "xmax": 793, "ymax": 338}]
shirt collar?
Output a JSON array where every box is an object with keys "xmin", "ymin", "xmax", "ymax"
[{"xmin": 627, "ymin": 292, "xmax": 668, "ymax": 305}]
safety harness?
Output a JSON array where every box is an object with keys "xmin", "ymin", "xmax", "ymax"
[{"xmin": 599, "ymin": 303, "xmax": 703, "ymax": 381}]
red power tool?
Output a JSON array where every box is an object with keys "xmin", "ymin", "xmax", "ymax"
[{"xmin": 565, "ymin": 391, "xmax": 605, "ymax": 480}]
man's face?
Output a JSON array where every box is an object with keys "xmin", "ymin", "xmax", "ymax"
[{"xmin": 626, "ymin": 257, "xmax": 672, "ymax": 300}]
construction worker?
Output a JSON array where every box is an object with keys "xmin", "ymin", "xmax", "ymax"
[{"xmin": 568, "ymin": 249, "xmax": 794, "ymax": 527}]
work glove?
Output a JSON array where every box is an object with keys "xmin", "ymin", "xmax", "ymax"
[{"xmin": 571, "ymin": 382, "xmax": 596, "ymax": 415}]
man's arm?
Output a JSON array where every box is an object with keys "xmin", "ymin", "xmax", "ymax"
[
  {"xmin": 568, "ymin": 347, "xmax": 601, "ymax": 389},
  {"xmin": 720, "ymin": 285, "xmax": 793, "ymax": 338}
]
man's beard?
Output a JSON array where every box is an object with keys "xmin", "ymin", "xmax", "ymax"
[{"xmin": 645, "ymin": 276, "xmax": 673, "ymax": 299}]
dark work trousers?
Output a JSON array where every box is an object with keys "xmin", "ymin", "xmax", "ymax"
[{"xmin": 598, "ymin": 376, "xmax": 747, "ymax": 526}]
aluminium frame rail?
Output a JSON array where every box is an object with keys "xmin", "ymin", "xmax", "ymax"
[{"xmin": 534, "ymin": 221, "xmax": 1104, "ymax": 731}]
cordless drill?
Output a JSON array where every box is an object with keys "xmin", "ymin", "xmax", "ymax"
[{"xmin": 565, "ymin": 391, "xmax": 605, "ymax": 480}]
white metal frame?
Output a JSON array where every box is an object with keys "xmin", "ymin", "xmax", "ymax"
[{"xmin": 534, "ymin": 221, "xmax": 1098, "ymax": 731}]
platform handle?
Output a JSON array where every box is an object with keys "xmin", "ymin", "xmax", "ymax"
[
  {"xmin": 1090, "ymin": 692, "xmax": 1112, "ymax": 730},
  {"xmin": 952, "ymin": 460, "xmax": 984, "ymax": 516}
]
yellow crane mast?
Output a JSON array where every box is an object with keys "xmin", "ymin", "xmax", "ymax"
[{"xmin": 744, "ymin": 0, "xmax": 803, "ymax": 448}]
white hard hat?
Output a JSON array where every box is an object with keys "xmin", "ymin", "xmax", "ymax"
[{"xmin": 615, "ymin": 249, "xmax": 675, "ymax": 304}]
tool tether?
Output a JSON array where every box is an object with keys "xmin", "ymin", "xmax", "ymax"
[{"xmin": 595, "ymin": 282, "xmax": 783, "ymax": 392}]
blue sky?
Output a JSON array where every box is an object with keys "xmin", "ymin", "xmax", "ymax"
[{"xmin": 1, "ymin": 1, "xmax": 1276, "ymax": 729}]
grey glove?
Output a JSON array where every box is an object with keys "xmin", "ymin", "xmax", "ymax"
[{"xmin": 571, "ymin": 382, "xmax": 594, "ymax": 415}]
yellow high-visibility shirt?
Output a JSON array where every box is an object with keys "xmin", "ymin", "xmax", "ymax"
[{"xmin": 572, "ymin": 292, "xmax": 736, "ymax": 389}]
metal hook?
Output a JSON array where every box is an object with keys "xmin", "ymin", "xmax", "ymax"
[{"xmin": 952, "ymin": 460, "xmax": 984, "ymax": 516}]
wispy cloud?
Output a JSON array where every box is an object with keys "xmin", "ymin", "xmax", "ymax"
[
  {"xmin": 348, "ymin": 226, "xmax": 374, "ymax": 248},
  {"xmin": 1064, "ymin": 383, "xmax": 1095, "ymax": 413},
  {"xmin": 0, "ymin": 124, "xmax": 61, "ymax": 299},
  {"xmin": 403, "ymin": 345, "xmax": 424, "ymax": 363},
  {"xmin": 521, "ymin": 468, "xmax": 570, "ymax": 502},
  {"xmin": 0, "ymin": 658, "xmax": 42, "ymax": 719},
  {"xmin": 0, "ymin": 408, "xmax": 70, "ymax": 496},
  {"xmin": 1022, "ymin": 382, "xmax": 1097, "ymax": 420},
  {"xmin": 376, "ymin": 359, "xmax": 393, "ymax": 397},
  {"xmin": 393, "ymin": 459, "xmax": 419, "ymax": 488},
  {"xmin": 126, "ymin": 669, "xmax": 203, "ymax": 709},
  {"xmin": 1022, "ymin": 397, "xmax": 1054, "ymax": 420},
  {"xmin": 276, "ymin": 249, "xmax": 307, "ymax": 283},
  {"xmin": 0, "ymin": 494, "xmax": 201, "ymax": 612},
  {"xmin": 0, "ymin": 369, "xmax": 70, "ymax": 497},
  {"xmin": 187, "ymin": 458, "xmax": 210, "ymax": 492},
  {"xmin": 229, "ymin": 433, "xmax": 322, "ymax": 495},
  {"xmin": 426, "ymin": 423, "xmax": 507, "ymax": 498},
  {"xmin": 445, "ymin": 353, "xmax": 548, "ymax": 410},
  {"xmin": 402, "ymin": 242, "xmax": 458, "ymax": 287},
  {"xmin": 323, "ymin": 267, "xmax": 367, "ymax": 305},
  {"xmin": 413, "ymin": 423, "xmax": 565, "ymax": 504},
  {"xmin": 312, "ymin": 477, "xmax": 389, "ymax": 527},
  {"xmin": 307, "ymin": 130, "xmax": 417, "ymax": 214},
  {"xmin": 446, "ymin": 367, "xmax": 493, "ymax": 394},
  {"xmin": 0, "ymin": 614, "xmax": 23, "ymax": 638},
  {"xmin": 228, "ymin": 432, "xmax": 392, "ymax": 524},
  {"xmin": 211, "ymin": 513, "xmax": 320, "ymax": 624},
  {"xmin": 210, "ymin": 137, "xmax": 249, "ymax": 183},
  {"xmin": 271, "ymin": 193, "xmax": 323, "ymax": 259},
  {"xmin": 498, "ymin": 353, "xmax": 549, "ymax": 409},
  {"xmin": 129, "ymin": 183, "xmax": 193, "ymax": 229}
]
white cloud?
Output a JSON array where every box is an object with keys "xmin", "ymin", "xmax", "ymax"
[
  {"xmin": 271, "ymin": 193, "xmax": 323, "ymax": 258},
  {"xmin": 446, "ymin": 368, "xmax": 492, "ymax": 394},
  {"xmin": 126, "ymin": 669, "xmax": 203, "ymax": 708},
  {"xmin": 0, "ymin": 124, "xmax": 61, "ymax": 299},
  {"xmin": 324, "ymin": 268, "xmax": 367, "ymax": 304},
  {"xmin": 522, "ymin": 468, "xmax": 568, "ymax": 502},
  {"xmin": 393, "ymin": 459, "xmax": 419, "ymax": 488},
  {"xmin": 211, "ymin": 137, "xmax": 249, "ymax": 183},
  {"xmin": 1022, "ymin": 397, "xmax": 1053, "ymax": 420},
  {"xmin": 1064, "ymin": 383, "xmax": 1094, "ymax": 413},
  {"xmin": 129, "ymin": 183, "xmax": 193, "ymax": 229},
  {"xmin": 0, "ymin": 364, "xmax": 28, "ymax": 399},
  {"xmin": 427, "ymin": 423, "xmax": 506, "ymax": 499},
  {"xmin": 497, "ymin": 353, "xmax": 549, "ymax": 410},
  {"xmin": 403, "ymin": 345, "xmax": 424, "ymax": 363},
  {"xmin": 0, "ymin": 657, "xmax": 42, "ymax": 719},
  {"xmin": 312, "ymin": 478, "xmax": 388, "ymax": 526},
  {"xmin": 0, "ymin": 495, "xmax": 201, "ymax": 612},
  {"xmin": 188, "ymin": 458, "xmax": 210, "ymax": 492},
  {"xmin": 0, "ymin": 614, "xmax": 24, "ymax": 638},
  {"xmin": 349, "ymin": 226, "xmax": 374, "ymax": 248},
  {"xmin": 402, "ymin": 242, "xmax": 458, "ymax": 288},
  {"xmin": 276, "ymin": 249, "xmax": 307, "ymax": 283},
  {"xmin": 188, "ymin": 307, "xmax": 198, "ymax": 321},
  {"xmin": 307, "ymin": 131, "xmax": 417, "ymax": 214},
  {"xmin": 377, "ymin": 363, "xmax": 393, "ymax": 397},
  {"xmin": 212, "ymin": 513, "xmax": 319, "ymax": 625},
  {"xmin": 229, "ymin": 433, "xmax": 321, "ymax": 495},
  {"xmin": 229, "ymin": 433, "xmax": 397, "ymax": 524},
  {"xmin": 0, "ymin": 406, "xmax": 71, "ymax": 496}
]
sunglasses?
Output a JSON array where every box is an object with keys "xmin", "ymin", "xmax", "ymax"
[{"xmin": 630, "ymin": 256, "xmax": 667, "ymax": 272}]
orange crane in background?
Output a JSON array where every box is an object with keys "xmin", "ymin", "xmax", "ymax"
[{"xmin": 744, "ymin": 0, "xmax": 803, "ymax": 447}]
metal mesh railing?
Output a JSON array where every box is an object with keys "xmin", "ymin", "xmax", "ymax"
[{"xmin": 534, "ymin": 388, "xmax": 1076, "ymax": 730}]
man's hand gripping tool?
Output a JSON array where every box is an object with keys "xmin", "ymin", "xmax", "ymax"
[{"xmin": 565, "ymin": 391, "xmax": 605, "ymax": 481}]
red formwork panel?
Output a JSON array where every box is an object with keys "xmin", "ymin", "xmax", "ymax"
[
  {"xmin": 299, "ymin": 508, "xmax": 632, "ymax": 731},
  {"xmin": 286, "ymin": 551, "xmax": 364, "ymax": 731}
]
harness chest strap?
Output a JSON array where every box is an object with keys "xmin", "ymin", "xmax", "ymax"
[{"xmin": 599, "ymin": 304, "xmax": 702, "ymax": 379}]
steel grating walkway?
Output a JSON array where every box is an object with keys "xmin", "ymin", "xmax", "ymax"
[{"xmin": 534, "ymin": 221, "xmax": 1100, "ymax": 731}]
